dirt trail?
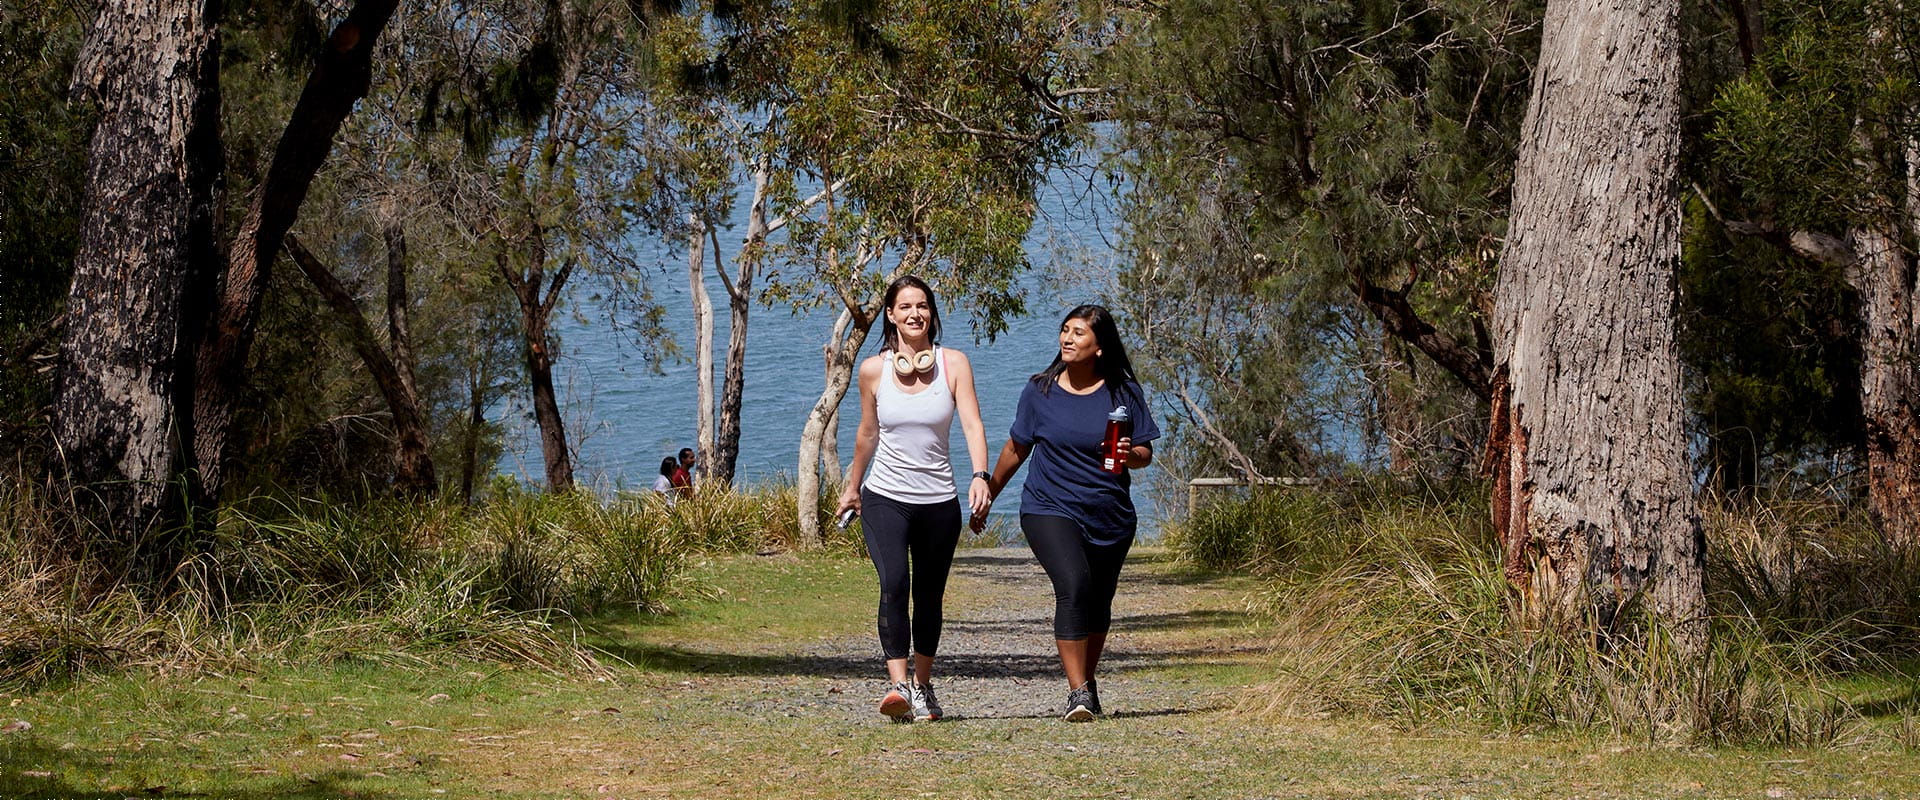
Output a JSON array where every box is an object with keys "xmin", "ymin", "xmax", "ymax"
[{"xmin": 786, "ymin": 546, "xmax": 1263, "ymax": 722}]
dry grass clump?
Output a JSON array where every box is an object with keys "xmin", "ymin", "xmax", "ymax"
[
  {"xmin": 1168, "ymin": 481, "xmax": 1919, "ymax": 746},
  {"xmin": 0, "ymin": 478, "xmax": 830, "ymax": 688}
]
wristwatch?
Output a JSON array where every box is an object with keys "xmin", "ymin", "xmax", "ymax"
[{"xmin": 972, "ymin": 471, "xmax": 991, "ymax": 483}]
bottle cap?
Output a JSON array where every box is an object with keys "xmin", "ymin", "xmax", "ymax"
[{"xmin": 1108, "ymin": 405, "xmax": 1129, "ymax": 422}]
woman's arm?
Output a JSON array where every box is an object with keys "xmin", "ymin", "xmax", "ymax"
[
  {"xmin": 836, "ymin": 356, "xmax": 883, "ymax": 515},
  {"xmin": 945, "ymin": 350, "xmax": 992, "ymax": 518},
  {"xmin": 986, "ymin": 439, "xmax": 1031, "ymax": 497},
  {"xmin": 971, "ymin": 438, "xmax": 1031, "ymax": 532}
]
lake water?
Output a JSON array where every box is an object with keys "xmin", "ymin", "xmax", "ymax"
[{"xmin": 493, "ymin": 169, "xmax": 1174, "ymax": 538}]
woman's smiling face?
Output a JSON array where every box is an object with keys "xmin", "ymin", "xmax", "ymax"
[
  {"xmin": 1058, "ymin": 316, "xmax": 1099, "ymax": 365},
  {"xmin": 889, "ymin": 286, "xmax": 931, "ymax": 342}
]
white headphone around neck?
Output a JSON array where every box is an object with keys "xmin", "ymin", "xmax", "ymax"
[{"xmin": 892, "ymin": 348, "xmax": 936, "ymax": 377}]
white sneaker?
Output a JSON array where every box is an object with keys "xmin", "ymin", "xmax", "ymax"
[
  {"xmin": 910, "ymin": 682, "xmax": 942, "ymax": 721},
  {"xmin": 878, "ymin": 682, "xmax": 911, "ymax": 721}
]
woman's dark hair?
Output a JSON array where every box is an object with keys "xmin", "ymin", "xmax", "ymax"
[
  {"xmin": 659, "ymin": 457, "xmax": 679, "ymax": 478},
  {"xmin": 1031, "ymin": 304, "xmax": 1137, "ymax": 402},
  {"xmin": 875, "ymin": 274, "xmax": 942, "ymax": 353}
]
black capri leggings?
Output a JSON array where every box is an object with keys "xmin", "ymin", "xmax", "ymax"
[
  {"xmin": 1022, "ymin": 514, "xmax": 1134, "ymax": 641},
  {"xmin": 861, "ymin": 488, "xmax": 961, "ymax": 660}
]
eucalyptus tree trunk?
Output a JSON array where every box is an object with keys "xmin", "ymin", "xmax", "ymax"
[
  {"xmin": 795, "ymin": 307, "xmax": 872, "ymax": 548},
  {"xmin": 711, "ymin": 167, "xmax": 842, "ymax": 486},
  {"xmin": 284, "ymin": 229, "xmax": 436, "ymax": 495},
  {"xmin": 795, "ymin": 244, "xmax": 910, "ymax": 548},
  {"xmin": 687, "ymin": 214, "xmax": 717, "ymax": 483},
  {"xmin": 1485, "ymin": 0, "xmax": 1705, "ymax": 657},
  {"xmin": 1850, "ymin": 140, "xmax": 1920, "ymax": 547},
  {"xmin": 712, "ymin": 166, "xmax": 772, "ymax": 485},
  {"xmin": 53, "ymin": 0, "xmax": 221, "ymax": 560},
  {"xmin": 191, "ymin": 0, "xmax": 401, "ymax": 503}
]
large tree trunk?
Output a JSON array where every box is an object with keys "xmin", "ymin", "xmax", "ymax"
[
  {"xmin": 53, "ymin": 0, "xmax": 222, "ymax": 567},
  {"xmin": 1485, "ymin": 0, "xmax": 1705, "ymax": 657},
  {"xmin": 1852, "ymin": 142, "xmax": 1920, "ymax": 545},
  {"xmin": 284, "ymin": 231, "xmax": 436, "ymax": 495},
  {"xmin": 498, "ymin": 245, "xmax": 575, "ymax": 493},
  {"xmin": 687, "ymin": 214, "xmax": 717, "ymax": 484},
  {"xmin": 190, "ymin": 0, "xmax": 401, "ymax": 504}
]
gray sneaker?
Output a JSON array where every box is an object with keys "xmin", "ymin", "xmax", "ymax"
[
  {"xmin": 1064, "ymin": 686, "xmax": 1095, "ymax": 722},
  {"xmin": 1086, "ymin": 677, "xmax": 1102, "ymax": 715},
  {"xmin": 910, "ymin": 682, "xmax": 943, "ymax": 721}
]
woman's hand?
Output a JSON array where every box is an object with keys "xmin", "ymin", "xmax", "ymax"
[
  {"xmin": 836, "ymin": 485, "xmax": 861, "ymax": 516},
  {"xmin": 1117, "ymin": 437, "xmax": 1152, "ymax": 470},
  {"xmin": 968, "ymin": 474, "xmax": 992, "ymax": 518},
  {"xmin": 967, "ymin": 475, "xmax": 992, "ymax": 533}
]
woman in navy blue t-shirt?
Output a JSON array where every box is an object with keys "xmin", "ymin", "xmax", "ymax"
[{"xmin": 980, "ymin": 304, "xmax": 1159, "ymax": 722}]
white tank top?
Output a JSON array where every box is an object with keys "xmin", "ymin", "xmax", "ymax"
[{"xmin": 863, "ymin": 347, "xmax": 957, "ymax": 504}]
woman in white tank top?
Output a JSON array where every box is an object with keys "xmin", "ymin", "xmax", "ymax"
[{"xmin": 837, "ymin": 275, "xmax": 990, "ymax": 722}]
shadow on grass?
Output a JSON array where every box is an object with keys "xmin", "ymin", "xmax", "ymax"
[
  {"xmin": 0, "ymin": 738, "xmax": 394, "ymax": 800},
  {"xmin": 948, "ymin": 704, "xmax": 1217, "ymax": 722},
  {"xmin": 948, "ymin": 549, "xmax": 1243, "ymax": 590},
  {"xmin": 589, "ymin": 637, "xmax": 1263, "ymax": 682}
]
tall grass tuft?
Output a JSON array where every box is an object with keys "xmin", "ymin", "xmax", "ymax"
[
  {"xmin": 1, "ymin": 477, "xmax": 820, "ymax": 688},
  {"xmin": 1170, "ymin": 481, "xmax": 1919, "ymax": 745}
]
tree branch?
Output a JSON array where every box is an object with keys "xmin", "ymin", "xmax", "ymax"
[
  {"xmin": 1691, "ymin": 182, "xmax": 1855, "ymax": 266},
  {"xmin": 1348, "ymin": 268, "xmax": 1493, "ymax": 401}
]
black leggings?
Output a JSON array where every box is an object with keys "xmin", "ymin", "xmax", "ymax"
[
  {"xmin": 1022, "ymin": 514, "xmax": 1133, "ymax": 641},
  {"xmin": 861, "ymin": 488, "xmax": 961, "ymax": 660}
]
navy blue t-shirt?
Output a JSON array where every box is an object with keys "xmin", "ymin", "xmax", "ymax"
[{"xmin": 1009, "ymin": 378, "xmax": 1161, "ymax": 544}]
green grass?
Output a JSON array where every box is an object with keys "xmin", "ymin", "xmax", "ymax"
[{"xmin": 5, "ymin": 549, "xmax": 1920, "ymax": 800}]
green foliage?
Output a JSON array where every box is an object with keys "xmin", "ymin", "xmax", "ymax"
[
  {"xmin": 0, "ymin": 0, "xmax": 88, "ymax": 442},
  {"xmin": 661, "ymin": 0, "xmax": 1092, "ymax": 335},
  {"xmin": 1707, "ymin": 0, "xmax": 1898, "ymax": 233},
  {"xmin": 1172, "ymin": 486, "xmax": 1920, "ymax": 744},
  {"xmin": 1685, "ymin": 0, "xmax": 1920, "ymax": 490},
  {"xmin": 1107, "ymin": 0, "xmax": 1537, "ymax": 479},
  {"xmin": 1677, "ymin": 207, "xmax": 1861, "ymax": 491}
]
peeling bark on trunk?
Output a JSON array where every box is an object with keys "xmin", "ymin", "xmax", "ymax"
[
  {"xmin": 1487, "ymin": 0, "xmax": 1705, "ymax": 657},
  {"xmin": 285, "ymin": 231, "xmax": 436, "ymax": 495},
  {"xmin": 53, "ymin": 0, "xmax": 221, "ymax": 565},
  {"xmin": 191, "ymin": 0, "xmax": 401, "ymax": 503}
]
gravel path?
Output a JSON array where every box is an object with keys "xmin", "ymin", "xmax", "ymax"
[{"xmin": 739, "ymin": 546, "xmax": 1250, "ymax": 724}]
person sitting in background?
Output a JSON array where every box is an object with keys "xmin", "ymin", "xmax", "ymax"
[
  {"xmin": 669, "ymin": 449, "xmax": 694, "ymax": 497},
  {"xmin": 652, "ymin": 457, "xmax": 680, "ymax": 502}
]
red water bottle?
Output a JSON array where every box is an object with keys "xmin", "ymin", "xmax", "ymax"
[{"xmin": 1101, "ymin": 405, "xmax": 1130, "ymax": 474}]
